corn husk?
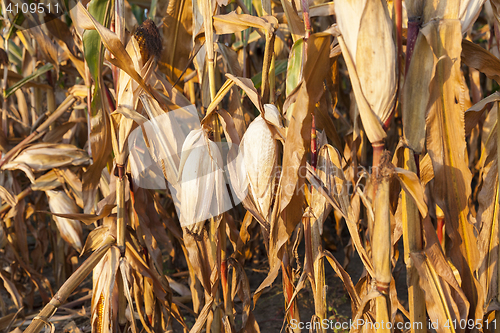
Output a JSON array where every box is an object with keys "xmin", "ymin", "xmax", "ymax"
[
  {"xmin": 239, "ymin": 105, "xmax": 281, "ymax": 220},
  {"xmin": 45, "ymin": 190, "xmax": 83, "ymax": 252},
  {"xmin": 460, "ymin": 0, "xmax": 487, "ymax": 33},
  {"xmin": 177, "ymin": 128, "xmax": 229, "ymax": 228},
  {"xmin": 335, "ymin": 0, "xmax": 396, "ymax": 143}
]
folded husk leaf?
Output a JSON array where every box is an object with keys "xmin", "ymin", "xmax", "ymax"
[
  {"xmin": 3, "ymin": 143, "xmax": 90, "ymax": 172},
  {"xmin": 45, "ymin": 190, "xmax": 83, "ymax": 252},
  {"xmin": 335, "ymin": 0, "xmax": 396, "ymax": 137}
]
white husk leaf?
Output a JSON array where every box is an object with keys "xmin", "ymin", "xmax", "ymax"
[
  {"xmin": 262, "ymin": 104, "xmax": 283, "ymax": 128},
  {"xmin": 178, "ymin": 129, "xmax": 228, "ymax": 227},
  {"xmin": 3, "ymin": 143, "xmax": 90, "ymax": 171},
  {"xmin": 240, "ymin": 116, "xmax": 278, "ymax": 219},
  {"xmin": 460, "ymin": 0, "xmax": 486, "ymax": 34}
]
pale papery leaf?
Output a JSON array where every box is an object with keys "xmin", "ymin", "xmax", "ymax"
[
  {"xmin": 280, "ymin": 33, "xmax": 334, "ymax": 212},
  {"xmin": 213, "ymin": 11, "xmax": 278, "ymax": 35},
  {"xmin": 465, "ymin": 91, "xmax": 500, "ymax": 135},
  {"xmin": 31, "ymin": 170, "xmax": 63, "ymax": 191},
  {"xmin": 45, "ymin": 190, "xmax": 83, "ymax": 252},
  {"xmin": 160, "ymin": 0, "xmax": 194, "ymax": 84},
  {"xmin": 338, "ymin": 35, "xmax": 386, "ymax": 143},
  {"xmin": 402, "ymin": 27, "xmax": 436, "ymax": 153},
  {"xmin": 281, "ymin": 0, "xmax": 306, "ymax": 42},
  {"xmin": 308, "ymin": 2, "xmax": 335, "ymax": 17},
  {"xmin": 411, "ymin": 217, "xmax": 470, "ymax": 332},
  {"xmin": 476, "ymin": 106, "xmax": 499, "ymax": 307},
  {"xmin": 226, "ymin": 74, "xmax": 262, "ymax": 112},
  {"xmin": 3, "ymin": 143, "xmax": 90, "ymax": 172},
  {"xmin": 334, "ymin": 0, "xmax": 366, "ymax": 59},
  {"xmin": 460, "ymin": 0, "xmax": 487, "ymax": 33},
  {"xmin": 0, "ymin": 186, "xmax": 17, "ymax": 207}
]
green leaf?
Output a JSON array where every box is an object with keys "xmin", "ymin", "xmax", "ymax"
[
  {"xmin": 6, "ymin": 13, "xmax": 25, "ymax": 40},
  {"xmin": 82, "ymin": 0, "xmax": 111, "ymax": 103},
  {"xmin": 4, "ymin": 63, "xmax": 53, "ymax": 98},
  {"xmin": 286, "ymin": 38, "xmax": 304, "ymax": 97},
  {"xmin": 251, "ymin": 59, "xmax": 287, "ymax": 89}
]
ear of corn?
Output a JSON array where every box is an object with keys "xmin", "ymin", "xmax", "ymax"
[{"xmin": 240, "ymin": 114, "xmax": 279, "ymax": 220}]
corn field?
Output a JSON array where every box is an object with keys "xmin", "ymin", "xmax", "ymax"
[{"xmin": 2, "ymin": 0, "xmax": 500, "ymax": 332}]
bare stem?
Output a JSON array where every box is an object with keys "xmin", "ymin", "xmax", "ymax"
[
  {"xmin": 372, "ymin": 160, "xmax": 391, "ymax": 332},
  {"xmin": 260, "ymin": 32, "xmax": 275, "ymax": 103},
  {"xmin": 402, "ymin": 149, "xmax": 426, "ymax": 333},
  {"xmin": 116, "ymin": 165, "xmax": 126, "ymax": 255},
  {"xmin": 372, "ymin": 141, "xmax": 385, "ymax": 171},
  {"xmin": 493, "ymin": 75, "xmax": 500, "ymax": 324},
  {"xmin": 24, "ymin": 238, "xmax": 115, "ymax": 333},
  {"xmin": 301, "ymin": 0, "xmax": 311, "ymax": 39}
]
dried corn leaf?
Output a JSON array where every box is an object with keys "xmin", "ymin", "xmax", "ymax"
[
  {"xmin": 161, "ymin": 0, "xmax": 193, "ymax": 83},
  {"xmin": 213, "ymin": 11, "xmax": 277, "ymax": 35},
  {"xmin": 281, "ymin": 0, "xmax": 305, "ymax": 42},
  {"xmin": 394, "ymin": 167, "xmax": 428, "ymax": 217},
  {"xmin": 337, "ymin": 35, "xmax": 386, "ymax": 143},
  {"xmin": 280, "ymin": 33, "xmax": 330, "ymax": 210},
  {"xmin": 75, "ymin": 2, "xmax": 170, "ymax": 110},
  {"xmin": 3, "ymin": 143, "xmax": 90, "ymax": 172},
  {"xmin": 465, "ymin": 92, "xmax": 500, "ymax": 136},
  {"xmin": 424, "ymin": 19, "xmax": 479, "ymax": 312},
  {"xmin": 460, "ymin": 0, "xmax": 486, "ymax": 33},
  {"xmin": 411, "ymin": 217, "xmax": 469, "ymax": 333},
  {"xmin": 476, "ymin": 102, "xmax": 500, "ymax": 315},
  {"xmin": 461, "ymin": 39, "xmax": 500, "ymax": 84},
  {"xmin": 0, "ymin": 271, "xmax": 22, "ymax": 309},
  {"xmin": 45, "ymin": 190, "xmax": 83, "ymax": 252}
]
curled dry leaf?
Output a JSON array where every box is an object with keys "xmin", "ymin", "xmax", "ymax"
[
  {"xmin": 309, "ymin": 144, "xmax": 339, "ymax": 234},
  {"xmin": 2, "ymin": 143, "xmax": 90, "ymax": 172},
  {"xmin": 460, "ymin": 0, "xmax": 487, "ymax": 33},
  {"xmin": 45, "ymin": 190, "xmax": 83, "ymax": 252},
  {"xmin": 213, "ymin": 11, "xmax": 278, "ymax": 35}
]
